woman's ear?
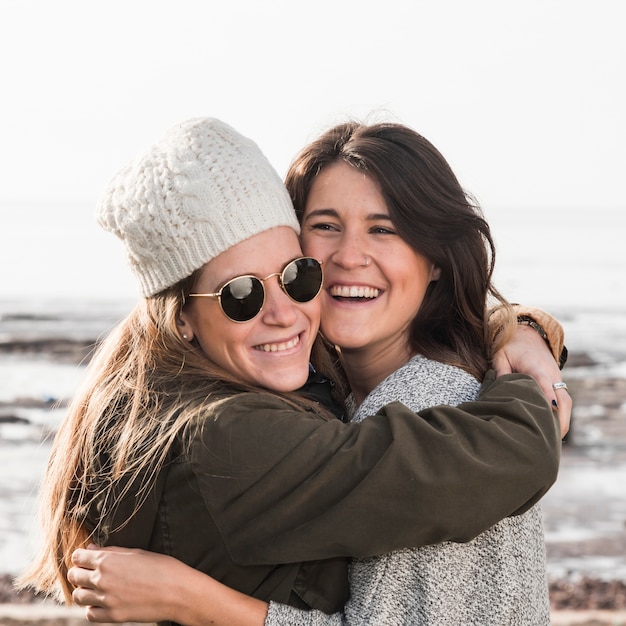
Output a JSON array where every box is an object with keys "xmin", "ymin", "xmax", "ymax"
[
  {"xmin": 430, "ymin": 265, "xmax": 442, "ymax": 282},
  {"xmin": 177, "ymin": 314, "xmax": 194, "ymax": 342}
]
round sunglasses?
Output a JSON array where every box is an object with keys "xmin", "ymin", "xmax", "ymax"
[{"xmin": 188, "ymin": 257, "xmax": 323, "ymax": 323}]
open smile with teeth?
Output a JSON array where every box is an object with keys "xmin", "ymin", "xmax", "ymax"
[
  {"xmin": 254, "ymin": 334, "xmax": 301, "ymax": 352},
  {"xmin": 330, "ymin": 285, "xmax": 380, "ymax": 300}
]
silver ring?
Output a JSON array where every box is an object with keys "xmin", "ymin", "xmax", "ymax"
[
  {"xmin": 363, "ymin": 256, "xmax": 371, "ymax": 267},
  {"xmin": 552, "ymin": 382, "xmax": 568, "ymax": 391}
]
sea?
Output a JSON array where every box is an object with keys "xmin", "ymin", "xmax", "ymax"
[{"xmin": 0, "ymin": 206, "xmax": 625, "ymax": 580}]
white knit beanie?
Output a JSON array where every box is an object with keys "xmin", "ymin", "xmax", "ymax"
[{"xmin": 96, "ymin": 117, "xmax": 300, "ymax": 297}]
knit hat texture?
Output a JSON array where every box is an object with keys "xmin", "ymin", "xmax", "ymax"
[{"xmin": 96, "ymin": 117, "xmax": 300, "ymax": 296}]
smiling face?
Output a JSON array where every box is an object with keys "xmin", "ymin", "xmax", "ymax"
[
  {"xmin": 300, "ymin": 162, "xmax": 440, "ymax": 361},
  {"xmin": 178, "ymin": 226, "xmax": 320, "ymax": 392}
]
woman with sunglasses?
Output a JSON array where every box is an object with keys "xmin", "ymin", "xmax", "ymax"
[{"xmin": 22, "ymin": 117, "xmax": 566, "ymax": 623}]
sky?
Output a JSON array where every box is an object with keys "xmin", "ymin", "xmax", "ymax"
[{"xmin": 0, "ymin": 0, "xmax": 624, "ymax": 304}]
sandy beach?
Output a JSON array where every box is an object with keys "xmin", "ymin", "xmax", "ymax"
[{"xmin": 1, "ymin": 326, "xmax": 625, "ymax": 624}]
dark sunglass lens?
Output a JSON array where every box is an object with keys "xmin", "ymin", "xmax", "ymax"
[
  {"xmin": 283, "ymin": 258, "xmax": 322, "ymax": 303},
  {"xmin": 221, "ymin": 277, "xmax": 264, "ymax": 321}
]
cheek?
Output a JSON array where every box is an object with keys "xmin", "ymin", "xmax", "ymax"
[
  {"xmin": 403, "ymin": 273, "xmax": 433, "ymax": 313},
  {"xmin": 197, "ymin": 316, "xmax": 246, "ymax": 363},
  {"xmin": 304, "ymin": 299, "xmax": 322, "ymax": 331},
  {"xmin": 300, "ymin": 234, "xmax": 330, "ymax": 262}
]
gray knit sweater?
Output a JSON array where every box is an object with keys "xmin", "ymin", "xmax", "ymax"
[{"xmin": 265, "ymin": 356, "xmax": 551, "ymax": 626}]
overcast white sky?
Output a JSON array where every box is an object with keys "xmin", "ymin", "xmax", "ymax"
[{"xmin": 1, "ymin": 0, "xmax": 624, "ymax": 302}]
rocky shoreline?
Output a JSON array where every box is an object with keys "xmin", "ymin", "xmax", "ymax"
[{"xmin": 0, "ymin": 338, "xmax": 97, "ymax": 365}]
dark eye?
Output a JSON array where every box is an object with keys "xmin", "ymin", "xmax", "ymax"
[
  {"xmin": 310, "ymin": 222, "xmax": 337, "ymax": 231},
  {"xmin": 371, "ymin": 226, "xmax": 396, "ymax": 235}
]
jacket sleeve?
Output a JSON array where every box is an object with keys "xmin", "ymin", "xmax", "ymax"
[{"xmin": 190, "ymin": 372, "xmax": 560, "ymax": 566}]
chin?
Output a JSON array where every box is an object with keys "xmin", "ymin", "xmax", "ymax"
[
  {"xmin": 324, "ymin": 332, "xmax": 364, "ymax": 350},
  {"xmin": 321, "ymin": 323, "xmax": 362, "ymax": 344},
  {"xmin": 258, "ymin": 367, "xmax": 309, "ymax": 393}
]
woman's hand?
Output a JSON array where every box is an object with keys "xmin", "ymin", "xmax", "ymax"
[
  {"xmin": 68, "ymin": 544, "xmax": 268, "ymax": 626},
  {"xmin": 492, "ymin": 323, "xmax": 571, "ymax": 438},
  {"xmin": 68, "ymin": 545, "xmax": 184, "ymax": 623}
]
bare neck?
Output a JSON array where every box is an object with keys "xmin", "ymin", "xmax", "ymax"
[{"xmin": 340, "ymin": 337, "xmax": 414, "ymax": 406}]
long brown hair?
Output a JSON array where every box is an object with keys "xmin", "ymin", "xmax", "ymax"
[
  {"xmin": 286, "ymin": 121, "xmax": 513, "ymax": 380},
  {"xmin": 18, "ymin": 271, "xmax": 345, "ymax": 602}
]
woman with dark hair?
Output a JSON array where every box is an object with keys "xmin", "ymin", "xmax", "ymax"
[
  {"xmin": 267, "ymin": 121, "xmax": 555, "ymax": 624},
  {"xmin": 61, "ymin": 119, "xmax": 567, "ymax": 626},
  {"xmin": 288, "ymin": 121, "xmax": 514, "ymax": 383}
]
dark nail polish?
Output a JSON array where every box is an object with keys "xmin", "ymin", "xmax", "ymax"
[{"xmin": 552, "ymin": 399, "xmax": 559, "ymax": 410}]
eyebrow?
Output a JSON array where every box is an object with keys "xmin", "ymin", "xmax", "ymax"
[{"xmin": 304, "ymin": 208, "xmax": 393, "ymax": 221}]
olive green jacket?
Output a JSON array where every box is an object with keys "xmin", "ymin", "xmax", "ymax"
[{"xmin": 85, "ymin": 372, "xmax": 560, "ymax": 616}]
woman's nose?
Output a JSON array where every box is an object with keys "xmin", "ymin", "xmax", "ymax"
[
  {"xmin": 260, "ymin": 278, "xmax": 299, "ymax": 326},
  {"xmin": 331, "ymin": 234, "xmax": 369, "ymax": 270}
]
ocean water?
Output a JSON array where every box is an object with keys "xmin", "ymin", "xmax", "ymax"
[
  {"xmin": 0, "ymin": 204, "xmax": 625, "ymax": 578},
  {"xmin": 488, "ymin": 207, "xmax": 624, "ymax": 311}
]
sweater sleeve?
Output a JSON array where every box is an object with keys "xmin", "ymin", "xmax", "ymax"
[
  {"xmin": 190, "ymin": 371, "xmax": 560, "ymax": 567},
  {"xmin": 265, "ymin": 602, "xmax": 344, "ymax": 626}
]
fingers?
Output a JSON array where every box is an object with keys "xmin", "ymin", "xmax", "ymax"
[
  {"xmin": 537, "ymin": 374, "xmax": 571, "ymax": 439},
  {"xmin": 67, "ymin": 565, "xmax": 96, "ymax": 590},
  {"xmin": 72, "ymin": 584, "xmax": 103, "ymax": 608},
  {"xmin": 529, "ymin": 371, "xmax": 572, "ymax": 439},
  {"xmin": 68, "ymin": 548, "xmax": 110, "ymax": 606},
  {"xmin": 70, "ymin": 564, "xmax": 125, "ymax": 622},
  {"xmin": 84, "ymin": 606, "xmax": 113, "ymax": 623},
  {"xmin": 80, "ymin": 600, "xmax": 123, "ymax": 624},
  {"xmin": 553, "ymin": 387, "xmax": 572, "ymax": 439},
  {"xmin": 491, "ymin": 351, "xmax": 513, "ymax": 377},
  {"xmin": 71, "ymin": 548, "xmax": 99, "ymax": 569}
]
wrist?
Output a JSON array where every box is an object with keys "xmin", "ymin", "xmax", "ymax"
[
  {"xmin": 516, "ymin": 314, "xmax": 568, "ymax": 370},
  {"xmin": 516, "ymin": 315, "xmax": 550, "ymax": 343},
  {"xmin": 161, "ymin": 559, "xmax": 206, "ymax": 625},
  {"xmin": 170, "ymin": 562, "xmax": 268, "ymax": 626}
]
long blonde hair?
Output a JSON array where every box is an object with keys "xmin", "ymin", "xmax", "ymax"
[{"xmin": 18, "ymin": 274, "xmax": 345, "ymax": 602}]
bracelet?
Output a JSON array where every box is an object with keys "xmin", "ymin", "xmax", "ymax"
[
  {"xmin": 517, "ymin": 315, "xmax": 549, "ymax": 341},
  {"xmin": 517, "ymin": 315, "xmax": 568, "ymax": 370}
]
